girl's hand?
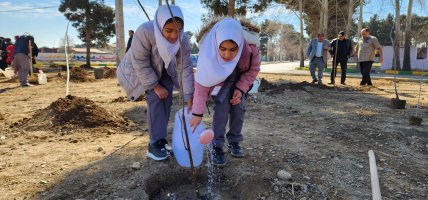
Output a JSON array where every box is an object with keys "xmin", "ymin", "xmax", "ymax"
[
  {"xmin": 154, "ymin": 84, "xmax": 168, "ymax": 99},
  {"xmin": 187, "ymin": 98, "xmax": 193, "ymax": 114},
  {"xmin": 189, "ymin": 115, "xmax": 202, "ymax": 133},
  {"xmin": 230, "ymin": 89, "xmax": 242, "ymax": 105}
]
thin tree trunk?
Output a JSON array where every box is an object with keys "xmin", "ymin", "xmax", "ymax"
[
  {"xmin": 346, "ymin": 0, "xmax": 354, "ymax": 37},
  {"xmin": 228, "ymin": 0, "xmax": 235, "ymax": 17},
  {"xmin": 115, "ymin": 0, "xmax": 125, "ymax": 64},
  {"xmin": 299, "ymin": 0, "xmax": 305, "ymax": 67},
  {"xmin": 322, "ymin": 0, "xmax": 328, "ymax": 35},
  {"xmin": 319, "ymin": 9, "xmax": 324, "ymax": 33},
  {"xmin": 403, "ymin": 0, "xmax": 413, "ymax": 71},
  {"xmin": 85, "ymin": 3, "xmax": 91, "ymax": 67},
  {"xmin": 357, "ymin": 0, "xmax": 363, "ymax": 40},
  {"xmin": 394, "ymin": 0, "xmax": 401, "ymax": 70}
]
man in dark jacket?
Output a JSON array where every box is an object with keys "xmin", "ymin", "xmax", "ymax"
[
  {"xmin": 126, "ymin": 30, "xmax": 134, "ymax": 52},
  {"xmin": 12, "ymin": 35, "xmax": 36, "ymax": 87},
  {"xmin": 329, "ymin": 31, "xmax": 353, "ymax": 85},
  {"xmin": 0, "ymin": 37, "xmax": 7, "ymax": 70}
]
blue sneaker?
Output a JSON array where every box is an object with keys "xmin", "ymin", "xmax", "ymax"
[
  {"xmin": 212, "ymin": 146, "xmax": 226, "ymax": 166},
  {"xmin": 147, "ymin": 139, "xmax": 169, "ymax": 161},
  {"xmin": 228, "ymin": 142, "xmax": 244, "ymax": 158}
]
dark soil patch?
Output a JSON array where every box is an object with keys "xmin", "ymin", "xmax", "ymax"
[
  {"xmin": 16, "ymin": 95, "xmax": 125, "ymax": 131},
  {"xmin": 0, "ymin": 112, "xmax": 4, "ymax": 120},
  {"xmin": 0, "ymin": 78, "xmax": 18, "ymax": 83},
  {"xmin": 258, "ymin": 78, "xmax": 275, "ymax": 92},
  {"xmin": 103, "ymin": 68, "xmax": 116, "ymax": 79},
  {"xmin": 265, "ymin": 81, "xmax": 360, "ymax": 95},
  {"xmin": 28, "ymin": 74, "xmax": 39, "ymax": 84},
  {"xmin": 69, "ymin": 67, "xmax": 92, "ymax": 83},
  {"xmin": 111, "ymin": 96, "xmax": 128, "ymax": 103}
]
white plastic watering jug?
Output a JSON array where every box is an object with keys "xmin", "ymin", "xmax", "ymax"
[
  {"xmin": 172, "ymin": 107, "xmax": 205, "ymax": 167},
  {"xmin": 248, "ymin": 78, "xmax": 260, "ymax": 94},
  {"xmin": 38, "ymin": 70, "xmax": 47, "ymax": 85}
]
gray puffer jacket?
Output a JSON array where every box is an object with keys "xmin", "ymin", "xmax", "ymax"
[{"xmin": 117, "ymin": 21, "xmax": 194, "ymax": 101}]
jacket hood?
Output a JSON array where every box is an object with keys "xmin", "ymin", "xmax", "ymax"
[{"xmin": 196, "ymin": 16, "xmax": 260, "ymax": 43}]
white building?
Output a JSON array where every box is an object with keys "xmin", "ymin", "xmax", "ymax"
[{"xmin": 381, "ymin": 46, "xmax": 428, "ymax": 71}]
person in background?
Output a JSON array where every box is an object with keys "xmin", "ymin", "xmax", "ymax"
[
  {"xmin": 354, "ymin": 28, "xmax": 383, "ymax": 86},
  {"xmin": 12, "ymin": 35, "xmax": 36, "ymax": 87},
  {"xmin": 126, "ymin": 30, "xmax": 134, "ymax": 52},
  {"xmin": 0, "ymin": 36, "xmax": 7, "ymax": 70},
  {"xmin": 5, "ymin": 38, "xmax": 14, "ymax": 67},
  {"xmin": 329, "ymin": 31, "xmax": 353, "ymax": 85},
  {"xmin": 306, "ymin": 33, "xmax": 330, "ymax": 85}
]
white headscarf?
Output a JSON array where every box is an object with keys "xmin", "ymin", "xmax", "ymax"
[
  {"xmin": 153, "ymin": 5, "xmax": 184, "ymax": 69},
  {"xmin": 195, "ymin": 18, "xmax": 244, "ymax": 87}
]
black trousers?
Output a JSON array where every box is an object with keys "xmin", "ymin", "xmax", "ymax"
[
  {"xmin": 330, "ymin": 58, "xmax": 347, "ymax": 83},
  {"xmin": 359, "ymin": 61, "xmax": 374, "ymax": 85}
]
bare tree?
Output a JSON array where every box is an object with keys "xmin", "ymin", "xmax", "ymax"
[
  {"xmin": 403, "ymin": 0, "xmax": 413, "ymax": 71},
  {"xmin": 299, "ymin": 0, "xmax": 305, "ymax": 67},
  {"xmin": 345, "ymin": 0, "xmax": 354, "ymax": 37},
  {"xmin": 357, "ymin": 0, "xmax": 363, "ymax": 40},
  {"xmin": 393, "ymin": 0, "xmax": 401, "ymax": 70},
  {"xmin": 59, "ymin": 35, "xmax": 75, "ymax": 52},
  {"xmin": 322, "ymin": 0, "xmax": 328, "ymax": 34},
  {"xmin": 318, "ymin": 0, "xmax": 328, "ymax": 35},
  {"xmin": 228, "ymin": 0, "xmax": 235, "ymax": 17}
]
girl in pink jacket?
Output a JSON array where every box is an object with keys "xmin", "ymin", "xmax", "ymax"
[{"xmin": 189, "ymin": 18, "xmax": 261, "ymax": 166}]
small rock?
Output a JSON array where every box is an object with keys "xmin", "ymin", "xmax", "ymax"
[
  {"xmin": 273, "ymin": 186, "xmax": 280, "ymax": 192},
  {"xmin": 353, "ymin": 163, "xmax": 364, "ymax": 169},
  {"xmin": 321, "ymin": 156, "xmax": 326, "ymax": 159},
  {"xmin": 300, "ymin": 198, "xmax": 308, "ymax": 200},
  {"xmin": 277, "ymin": 170, "xmax": 292, "ymax": 180},
  {"xmin": 97, "ymin": 147, "xmax": 104, "ymax": 152},
  {"xmin": 40, "ymin": 180, "xmax": 48, "ymax": 184},
  {"xmin": 380, "ymin": 158, "xmax": 386, "ymax": 162},
  {"xmin": 131, "ymin": 162, "xmax": 141, "ymax": 170},
  {"xmin": 114, "ymin": 145, "xmax": 121, "ymax": 148},
  {"xmin": 107, "ymin": 129, "xmax": 115, "ymax": 134},
  {"xmin": 0, "ymin": 136, "xmax": 6, "ymax": 140}
]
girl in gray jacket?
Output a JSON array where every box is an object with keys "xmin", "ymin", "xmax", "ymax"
[{"xmin": 117, "ymin": 5, "xmax": 194, "ymax": 161}]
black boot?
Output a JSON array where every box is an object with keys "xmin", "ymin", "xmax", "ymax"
[
  {"xmin": 212, "ymin": 146, "xmax": 226, "ymax": 166},
  {"xmin": 228, "ymin": 142, "xmax": 244, "ymax": 158}
]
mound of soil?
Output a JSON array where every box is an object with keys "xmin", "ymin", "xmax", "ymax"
[
  {"xmin": 104, "ymin": 68, "xmax": 117, "ymax": 79},
  {"xmin": 265, "ymin": 81, "xmax": 357, "ymax": 95},
  {"xmin": 17, "ymin": 95, "xmax": 125, "ymax": 131},
  {"xmin": 258, "ymin": 78, "xmax": 275, "ymax": 92},
  {"xmin": 0, "ymin": 78, "xmax": 18, "ymax": 83},
  {"xmin": 69, "ymin": 67, "xmax": 91, "ymax": 82},
  {"xmin": 28, "ymin": 74, "xmax": 39, "ymax": 84},
  {"xmin": 111, "ymin": 96, "xmax": 128, "ymax": 103}
]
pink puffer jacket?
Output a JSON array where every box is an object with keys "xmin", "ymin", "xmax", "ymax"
[{"xmin": 192, "ymin": 40, "xmax": 261, "ymax": 115}]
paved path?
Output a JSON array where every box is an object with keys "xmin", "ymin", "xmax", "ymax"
[{"xmin": 260, "ymin": 61, "xmax": 427, "ymax": 81}]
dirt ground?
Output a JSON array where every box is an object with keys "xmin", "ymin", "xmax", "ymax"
[{"xmin": 0, "ymin": 70, "xmax": 427, "ymax": 200}]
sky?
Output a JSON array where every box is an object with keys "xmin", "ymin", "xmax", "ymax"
[{"xmin": 0, "ymin": 0, "xmax": 427, "ymax": 48}]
